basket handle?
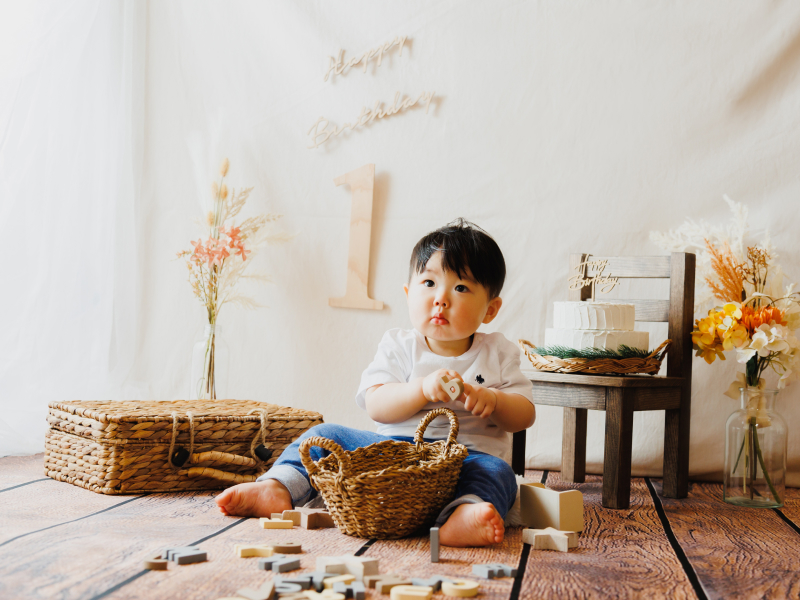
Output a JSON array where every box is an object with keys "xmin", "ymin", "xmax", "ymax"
[
  {"xmin": 299, "ymin": 436, "xmax": 351, "ymax": 483},
  {"xmin": 414, "ymin": 407, "xmax": 460, "ymax": 453},
  {"xmin": 648, "ymin": 339, "xmax": 671, "ymax": 360}
]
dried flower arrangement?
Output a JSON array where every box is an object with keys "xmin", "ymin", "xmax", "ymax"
[{"xmin": 177, "ymin": 158, "xmax": 289, "ymax": 399}]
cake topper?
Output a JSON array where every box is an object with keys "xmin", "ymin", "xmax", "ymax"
[{"xmin": 568, "ymin": 256, "xmax": 619, "ymax": 301}]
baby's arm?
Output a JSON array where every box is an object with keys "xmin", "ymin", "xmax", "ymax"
[{"xmin": 364, "ymin": 369, "xmax": 463, "ymax": 424}]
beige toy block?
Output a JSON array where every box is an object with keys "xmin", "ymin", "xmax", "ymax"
[
  {"xmin": 235, "ymin": 544, "xmax": 275, "ymax": 558},
  {"xmin": 316, "ymin": 556, "xmax": 378, "ymax": 581},
  {"xmin": 304, "ymin": 591, "xmax": 345, "ymax": 600},
  {"xmin": 519, "ymin": 482, "xmax": 584, "ymax": 532},
  {"xmin": 374, "ymin": 576, "xmax": 412, "ymax": 594},
  {"xmin": 323, "ymin": 575, "xmax": 356, "ymax": 589},
  {"xmin": 260, "ymin": 518, "xmax": 294, "ymax": 529},
  {"xmin": 237, "ymin": 581, "xmax": 275, "ymax": 600},
  {"xmin": 298, "ymin": 508, "xmax": 336, "ymax": 530},
  {"xmin": 441, "ymin": 579, "xmax": 479, "ymax": 598},
  {"xmin": 439, "ymin": 375, "xmax": 465, "ymax": 401},
  {"xmin": 143, "ymin": 551, "xmax": 168, "ymax": 570},
  {"xmin": 282, "ymin": 510, "xmax": 302, "ymax": 526},
  {"xmin": 390, "ymin": 586, "xmax": 433, "ymax": 600},
  {"xmin": 271, "ymin": 513, "xmax": 285, "ymax": 520},
  {"xmin": 271, "ymin": 542, "xmax": 302, "ymax": 554},
  {"xmin": 522, "ymin": 527, "xmax": 579, "ymax": 552},
  {"xmin": 364, "ymin": 574, "xmax": 396, "ymax": 589}
]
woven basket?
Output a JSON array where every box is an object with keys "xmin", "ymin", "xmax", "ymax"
[
  {"xmin": 519, "ymin": 338, "xmax": 671, "ymax": 375},
  {"xmin": 45, "ymin": 399, "xmax": 323, "ymax": 494},
  {"xmin": 299, "ymin": 408, "xmax": 468, "ymax": 539}
]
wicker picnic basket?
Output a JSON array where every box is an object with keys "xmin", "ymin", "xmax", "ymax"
[
  {"xmin": 44, "ymin": 399, "xmax": 323, "ymax": 495},
  {"xmin": 519, "ymin": 338, "xmax": 672, "ymax": 375},
  {"xmin": 299, "ymin": 407, "xmax": 468, "ymax": 539}
]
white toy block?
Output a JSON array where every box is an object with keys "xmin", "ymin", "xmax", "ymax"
[
  {"xmin": 519, "ymin": 482, "xmax": 584, "ymax": 532},
  {"xmin": 316, "ymin": 556, "xmax": 379, "ymax": 581},
  {"xmin": 237, "ymin": 582, "xmax": 275, "ymax": 600},
  {"xmin": 439, "ymin": 375, "xmax": 465, "ymax": 401},
  {"xmin": 271, "ymin": 513, "xmax": 285, "ymax": 519},
  {"xmin": 323, "ymin": 575, "xmax": 356, "ymax": 589},
  {"xmin": 236, "ymin": 544, "xmax": 275, "ymax": 558},
  {"xmin": 390, "ymin": 585, "xmax": 433, "ymax": 600},
  {"xmin": 304, "ymin": 591, "xmax": 345, "ymax": 600},
  {"xmin": 274, "ymin": 582, "xmax": 304, "ymax": 596},
  {"xmin": 282, "ymin": 510, "xmax": 302, "ymax": 526},
  {"xmin": 373, "ymin": 576, "xmax": 411, "ymax": 594},
  {"xmin": 441, "ymin": 579, "xmax": 479, "ymax": 598},
  {"xmin": 522, "ymin": 527, "xmax": 579, "ymax": 552},
  {"xmin": 260, "ymin": 517, "xmax": 295, "ymax": 529}
]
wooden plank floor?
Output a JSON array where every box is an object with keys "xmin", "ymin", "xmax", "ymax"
[{"xmin": 2, "ymin": 455, "xmax": 799, "ymax": 600}]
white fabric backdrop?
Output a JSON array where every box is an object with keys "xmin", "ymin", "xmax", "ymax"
[{"xmin": 2, "ymin": 1, "xmax": 799, "ymax": 486}]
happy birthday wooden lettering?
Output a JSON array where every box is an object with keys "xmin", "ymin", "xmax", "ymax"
[
  {"xmin": 324, "ymin": 36, "xmax": 407, "ymax": 82},
  {"xmin": 569, "ymin": 258, "xmax": 619, "ymax": 299}
]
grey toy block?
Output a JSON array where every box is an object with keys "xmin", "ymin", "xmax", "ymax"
[
  {"xmin": 304, "ymin": 571, "xmax": 339, "ymax": 592},
  {"xmin": 259, "ymin": 554, "xmax": 301, "ymax": 572},
  {"xmin": 472, "ymin": 563, "xmax": 517, "ymax": 579},
  {"xmin": 276, "ymin": 575, "xmax": 313, "ymax": 590},
  {"xmin": 333, "ymin": 581, "xmax": 366, "ymax": 600},
  {"xmin": 163, "ymin": 546, "xmax": 200, "ymax": 561},
  {"xmin": 274, "ymin": 582, "xmax": 303, "ymax": 595},
  {"xmin": 430, "ymin": 527, "xmax": 440, "ymax": 563},
  {"xmin": 411, "ymin": 576, "xmax": 452, "ymax": 591},
  {"xmin": 170, "ymin": 549, "xmax": 207, "ymax": 565}
]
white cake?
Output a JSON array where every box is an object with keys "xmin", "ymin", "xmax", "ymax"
[{"xmin": 544, "ymin": 301, "xmax": 649, "ymax": 351}]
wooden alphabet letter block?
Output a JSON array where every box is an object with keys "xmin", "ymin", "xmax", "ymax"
[
  {"xmin": 519, "ymin": 482, "xmax": 584, "ymax": 532},
  {"xmin": 522, "ymin": 527, "xmax": 579, "ymax": 552}
]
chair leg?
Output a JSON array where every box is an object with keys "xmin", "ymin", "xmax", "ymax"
[
  {"xmin": 561, "ymin": 407, "xmax": 587, "ymax": 483},
  {"xmin": 511, "ymin": 429, "xmax": 526, "ymax": 476},
  {"xmin": 663, "ymin": 400, "xmax": 691, "ymax": 498},
  {"xmin": 603, "ymin": 387, "xmax": 634, "ymax": 509}
]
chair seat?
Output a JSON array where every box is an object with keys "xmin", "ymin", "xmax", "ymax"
[{"xmin": 522, "ymin": 368, "xmax": 683, "ymax": 388}]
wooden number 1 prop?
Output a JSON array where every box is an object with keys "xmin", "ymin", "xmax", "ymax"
[{"xmin": 329, "ymin": 163, "xmax": 384, "ymax": 310}]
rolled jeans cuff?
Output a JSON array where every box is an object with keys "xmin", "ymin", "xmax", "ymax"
[
  {"xmin": 434, "ymin": 494, "xmax": 484, "ymax": 527},
  {"xmin": 256, "ymin": 465, "xmax": 313, "ymax": 507}
]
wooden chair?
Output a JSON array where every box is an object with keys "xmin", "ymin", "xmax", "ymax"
[{"xmin": 511, "ymin": 252, "xmax": 695, "ymax": 509}]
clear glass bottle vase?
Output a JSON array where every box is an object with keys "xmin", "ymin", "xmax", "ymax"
[
  {"xmin": 190, "ymin": 324, "xmax": 229, "ymax": 400},
  {"xmin": 723, "ymin": 386, "xmax": 787, "ymax": 508}
]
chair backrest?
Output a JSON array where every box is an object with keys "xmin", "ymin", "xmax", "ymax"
[{"xmin": 568, "ymin": 253, "xmax": 696, "ymax": 379}]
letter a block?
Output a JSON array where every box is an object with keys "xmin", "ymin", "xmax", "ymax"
[{"xmin": 519, "ymin": 483, "xmax": 583, "ymax": 532}]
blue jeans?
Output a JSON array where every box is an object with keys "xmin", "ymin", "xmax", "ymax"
[{"xmin": 258, "ymin": 423, "xmax": 518, "ymax": 527}]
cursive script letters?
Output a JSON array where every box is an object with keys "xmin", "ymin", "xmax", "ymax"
[
  {"xmin": 568, "ymin": 258, "xmax": 620, "ymax": 298},
  {"xmin": 324, "ymin": 36, "xmax": 407, "ymax": 82}
]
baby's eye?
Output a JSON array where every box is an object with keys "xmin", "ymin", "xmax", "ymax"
[
  {"xmin": 455, "ymin": 284, "xmax": 469, "ymax": 293},
  {"xmin": 423, "ymin": 280, "xmax": 435, "ymax": 287}
]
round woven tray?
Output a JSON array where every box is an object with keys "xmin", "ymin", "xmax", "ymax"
[
  {"xmin": 299, "ymin": 408, "xmax": 468, "ymax": 539},
  {"xmin": 519, "ymin": 338, "xmax": 671, "ymax": 375}
]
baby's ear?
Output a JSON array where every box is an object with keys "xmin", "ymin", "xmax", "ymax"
[{"xmin": 483, "ymin": 296, "xmax": 503, "ymax": 323}]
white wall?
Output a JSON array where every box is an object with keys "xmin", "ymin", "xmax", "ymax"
[{"xmin": 6, "ymin": 1, "xmax": 800, "ymax": 484}]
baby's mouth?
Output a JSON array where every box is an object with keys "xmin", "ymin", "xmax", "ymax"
[{"xmin": 431, "ymin": 314, "xmax": 449, "ymax": 325}]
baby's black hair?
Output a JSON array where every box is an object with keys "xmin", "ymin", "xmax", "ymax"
[{"xmin": 408, "ymin": 218, "xmax": 506, "ymax": 299}]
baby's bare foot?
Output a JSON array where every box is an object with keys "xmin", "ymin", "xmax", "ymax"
[
  {"xmin": 439, "ymin": 502, "xmax": 504, "ymax": 547},
  {"xmin": 215, "ymin": 479, "xmax": 292, "ymax": 517}
]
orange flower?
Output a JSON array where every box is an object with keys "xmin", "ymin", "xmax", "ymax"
[{"xmin": 740, "ymin": 305, "xmax": 786, "ymax": 334}]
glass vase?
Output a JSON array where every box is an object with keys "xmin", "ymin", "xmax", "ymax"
[
  {"xmin": 190, "ymin": 324, "xmax": 229, "ymax": 400},
  {"xmin": 723, "ymin": 387, "xmax": 787, "ymax": 508}
]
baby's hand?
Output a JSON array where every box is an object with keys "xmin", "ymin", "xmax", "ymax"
[
  {"xmin": 423, "ymin": 369, "xmax": 465, "ymax": 403},
  {"xmin": 461, "ymin": 383, "xmax": 498, "ymax": 419}
]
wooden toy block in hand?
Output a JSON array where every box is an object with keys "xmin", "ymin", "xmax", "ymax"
[
  {"xmin": 522, "ymin": 527, "xmax": 579, "ymax": 552},
  {"xmin": 519, "ymin": 482, "xmax": 584, "ymax": 532},
  {"xmin": 439, "ymin": 375, "xmax": 465, "ymax": 401}
]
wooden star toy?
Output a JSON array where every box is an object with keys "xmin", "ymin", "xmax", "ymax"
[{"xmin": 521, "ymin": 527, "xmax": 579, "ymax": 552}]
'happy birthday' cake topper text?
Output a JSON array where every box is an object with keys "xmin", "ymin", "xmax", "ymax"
[{"xmin": 569, "ymin": 258, "xmax": 619, "ymax": 300}]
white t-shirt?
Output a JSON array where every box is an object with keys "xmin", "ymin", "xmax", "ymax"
[{"xmin": 356, "ymin": 328, "xmax": 534, "ymax": 463}]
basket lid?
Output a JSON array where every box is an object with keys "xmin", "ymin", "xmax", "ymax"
[{"xmin": 47, "ymin": 399, "xmax": 323, "ymax": 444}]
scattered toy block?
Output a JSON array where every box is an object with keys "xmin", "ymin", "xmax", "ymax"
[
  {"xmin": 280, "ymin": 594, "xmax": 309, "ymax": 600},
  {"xmin": 271, "ymin": 542, "xmax": 303, "ymax": 554},
  {"xmin": 439, "ymin": 375, "xmax": 465, "ymax": 401},
  {"xmin": 272, "ymin": 513, "xmax": 285, "ymax": 520},
  {"xmin": 259, "ymin": 554, "xmax": 302, "ymax": 572},
  {"xmin": 364, "ymin": 574, "xmax": 400, "ymax": 589},
  {"xmin": 304, "ymin": 591, "xmax": 345, "ymax": 600},
  {"xmin": 236, "ymin": 544, "xmax": 275, "ymax": 558},
  {"xmin": 298, "ymin": 508, "xmax": 336, "ymax": 530},
  {"xmin": 471, "ymin": 563, "xmax": 517, "ymax": 579},
  {"xmin": 237, "ymin": 581, "xmax": 275, "ymax": 600},
  {"xmin": 441, "ymin": 579, "xmax": 479, "ymax": 598},
  {"xmin": 519, "ymin": 482, "xmax": 584, "ymax": 532},
  {"xmin": 164, "ymin": 546, "xmax": 200, "ymax": 561},
  {"xmin": 332, "ymin": 581, "xmax": 366, "ymax": 600},
  {"xmin": 276, "ymin": 576, "xmax": 313, "ymax": 590},
  {"xmin": 373, "ymin": 575, "xmax": 412, "ymax": 594},
  {"xmin": 171, "ymin": 549, "xmax": 208, "ymax": 565},
  {"xmin": 304, "ymin": 571, "xmax": 339, "ymax": 592},
  {"xmin": 274, "ymin": 582, "xmax": 303, "ymax": 596},
  {"xmin": 390, "ymin": 585, "xmax": 433, "ymax": 600},
  {"xmin": 316, "ymin": 556, "xmax": 379, "ymax": 581},
  {"xmin": 323, "ymin": 574, "xmax": 356, "ymax": 589},
  {"xmin": 430, "ymin": 527, "xmax": 440, "ymax": 563},
  {"xmin": 410, "ymin": 576, "xmax": 451, "ymax": 591},
  {"xmin": 261, "ymin": 517, "xmax": 295, "ymax": 529},
  {"xmin": 522, "ymin": 527, "xmax": 579, "ymax": 552},
  {"xmin": 143, "ymin": 551, "xmax": 168, "ymax": 571},
  {"xmin": 282, "ymin": 510, "xmax": 302, "ymax": 526}
]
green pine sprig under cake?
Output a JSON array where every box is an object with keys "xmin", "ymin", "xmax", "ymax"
[{"xmin": 531, "ymin": 344, "xmax": 653, "ymax": 360}]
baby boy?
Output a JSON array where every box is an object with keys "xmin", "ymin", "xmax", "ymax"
[{"xmin": 216, "ymin": 219, "xmax": 535, "ymax": 547}]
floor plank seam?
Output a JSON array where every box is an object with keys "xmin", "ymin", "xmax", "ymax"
[
  {"xmin": 644, "ymin": 477, "xmax": 708, "ymax": 600},
  {"xmin": 772, "ymin": 508, "xmax": 800, "ymax": 537},
  {"xmin": 507, "ymin": 470, "xmax": 547, "ymax": 600},
  {"xmin": 0, "ymin": 478, "xmax": 52, "ymax": 494},
  {"xmin": 87, "ymin": 516, "xmax": 249, "ymax": 600},
  {"xmin": 0, "ymin": 494, "xmax": 149, "ymax": 549},
  {"xmin": 354, "ymin": 539, "xmax": 376, "ymax": 556}
]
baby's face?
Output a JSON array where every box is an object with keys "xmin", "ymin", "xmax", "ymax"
[{"xmin": 404, "ymin": 251, "xmax": 501, "ymax": 344}]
